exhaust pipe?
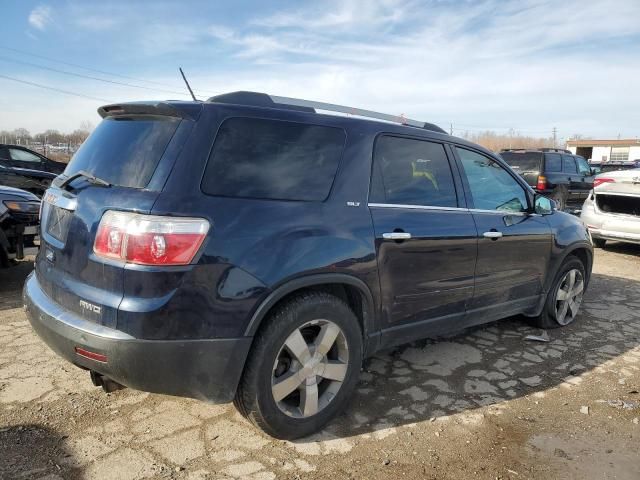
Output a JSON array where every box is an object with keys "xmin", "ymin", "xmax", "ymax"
[{"xmin": 89, "ymin": 371, "xmax": 126, "ymax": 393}]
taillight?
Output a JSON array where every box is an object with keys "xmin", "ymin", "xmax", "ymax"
[
  {"xmin": 94, "ymin": 210, "xmax": 209, "ymax": 266},
  {"xmin": 536, "ymin": 175, "xmax": 547, "ymax": 190},
  {"xmin": 593, "ymin": 177, "xmax": 615, "ymax": 188}
]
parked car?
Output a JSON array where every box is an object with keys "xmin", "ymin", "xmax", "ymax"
[
  {"xmin": 24, "ymin": 92, "xmax": 593, "ymax": 439},
  {"xmin": 581, "ymin": 168, "xmax": 640, "ymax": 247},
  {"xmin": 499, "ymin": 148, "xmax": 595, "ymax": 211},
  {"xmin": 0, "ymin": 163, "xmax": 57, "ymax": 197},
  {"xmin": 0, "ymin": 144, "xmax": 66, "ymax": 174},
  {"xmin": 0, "ymin": 186, "xmax": 40, "ymax": 267},
  {"xmin": 599, "ymin": 160, "xmax": 640, "ymax": 174}
]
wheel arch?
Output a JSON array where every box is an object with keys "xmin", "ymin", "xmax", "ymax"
[
  {"xmin": 545, "ymin": 242, "xmax": 593, "ymax": 292},
  {"xmin": 244, "ymin": 274, "xmax": 377, "ymax": 350}
]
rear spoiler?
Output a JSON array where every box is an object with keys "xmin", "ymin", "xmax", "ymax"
[{"xmin": 97, "ymin": 101, "xmax": 202, "ymax": 121}]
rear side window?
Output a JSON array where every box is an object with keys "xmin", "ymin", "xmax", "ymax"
[
  {"xmin": 65, "ymin": 116, "xmax": 180, "ymax": 188},
  {"xmin": 202, "ymin": 118, "xmax": 345, "ymax": 201},
  {"xmin": 9, "ymin": 148, "xmax": 41, "ymax": 163},
  {"xmin": 562, "ymin": 155, "xmax": 578, "ymax": 173},
  {"xmin": 369, "ymin": 136, "xmax": 457, "ymax": 207},
  {"xmin": 544, "ymin": 153, "xmax": 562, "ymax": 172},
  {"xmin": 500, "ymin": 152, "xmax": 542, "ymax": 172}
]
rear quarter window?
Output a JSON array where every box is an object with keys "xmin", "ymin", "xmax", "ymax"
[{"xmin": 201, "ymin": 117, "xmax": 345, "ymax": 201}]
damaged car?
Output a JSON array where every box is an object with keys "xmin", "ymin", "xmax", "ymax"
[
  {"xmin": 0, "ymin": 186, "xmax": 40, "ymax": 267},
  {"xmin": 581, "ymin": 168, "xmax": 640, "ymax": 247}
]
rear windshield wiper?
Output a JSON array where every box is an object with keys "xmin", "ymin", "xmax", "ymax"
[{"xmin": 58, "ymin": 170, "xmax": 111, "ymax": 190}]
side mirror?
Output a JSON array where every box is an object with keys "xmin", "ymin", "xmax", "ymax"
[{"xmin": 534, "ymin": 194, "xmax": 555, "ymax": 215}]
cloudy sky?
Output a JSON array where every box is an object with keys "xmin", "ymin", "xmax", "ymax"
[{"xmin": 1, "ymin": 0, "xmax": 639, "ymax": 142}]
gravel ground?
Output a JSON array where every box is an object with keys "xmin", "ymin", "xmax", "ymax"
[{"xmin": 1, "ymin": 244, "xmax": 639, "ymax": 480}]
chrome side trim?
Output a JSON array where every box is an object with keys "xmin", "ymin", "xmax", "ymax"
[
  {"xmin": 469, "ymin": 208, "xmax": 527, "ymax": 216},
  {"xmin": 368, "ymin": 203, "xmax": 468, "ymax": 212},
  {"xmin": 368, "ymin": 203, "xmax": 527, "ymax": 216}
]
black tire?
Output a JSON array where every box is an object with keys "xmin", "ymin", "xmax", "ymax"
[
  {"xmin": 549, "ymin": 187, "xmax": 568, "ymax": 212},
  {"xmin": 531, "ymin": 257, "xmax": 586, "ymax": 329},
  {"xmin": 234, "ymin": 291, "xmax": 362, "ymax": 439},
  {"xmin": 592, "ymin": 238, "xmax": 606, "ymax": 248}
]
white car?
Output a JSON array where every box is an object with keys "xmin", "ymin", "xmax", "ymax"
[{"xmin": 581, "ymin": 168, "xmax": 640, "ymax": 247}]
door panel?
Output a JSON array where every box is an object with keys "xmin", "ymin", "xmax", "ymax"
[
  {"xmin": 562, "ymin": 154, "xmax": 581, "ymax": 202},
  {"xmin": 371, "ymin": 206, "xmax": 477, "ymax": 330},
  {"xmin": 469, "ymin": 211, "xmax": 551, "ymax": 310},
  {"xmin": 369, "ymin": 135, "xmax": 477, "ymax": 346},
  {"xmin": 455, "ymin": 147, "xmax": 552, "ymax": 317}
]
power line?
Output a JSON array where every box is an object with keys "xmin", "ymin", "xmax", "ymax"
[
  {"xmin": 0, "ymin": 45, "xmax": 185, "ymax": 90},
  {"xmin": 0, "ymin": 55, "xmax": 191, "ymax": 97},
  {"xmin": 0, "ymin": 73, "xmax": 111, "ymax": 102},
  {"xmin": 0, "ymin": 45, "xmax": 218, "ymax": 97}
]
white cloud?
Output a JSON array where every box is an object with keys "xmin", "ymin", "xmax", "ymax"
[
  {"xmin": 5, "ymin": 0, "xmax": 640, "ymax": 138},
  {"xmin": 28, "ymin": 4, "xmax": 53, "ymax": 31}
]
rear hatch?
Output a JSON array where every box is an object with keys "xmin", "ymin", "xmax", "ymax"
[
  {"xmin": 36, "ymin": 103, "xmax": 198, "ymax": 329},
  {"xmin": 499, "ymin": 151, "xmax": 542, "ymax": 187}
]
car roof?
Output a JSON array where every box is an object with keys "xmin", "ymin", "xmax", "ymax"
[{"xmin": 98, "ymin": 95, "xmax": 501, "ymax": 160}]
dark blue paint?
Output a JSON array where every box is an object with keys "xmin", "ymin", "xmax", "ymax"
[{"xmin": 26, "ymin": 98, "xmax": 594, "ymax": 402}]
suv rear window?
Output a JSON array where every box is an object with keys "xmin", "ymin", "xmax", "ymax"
[
  {"xmin": 500, "ymin": 152, "xmax": 542, "ymax": 172},
  {"xmin": 65, "ymin": 116, "xmax": 180, "ymax": 188},
  {"xmin": 202, "ymin": 117, "xmax": 345, "ymax": 201}
]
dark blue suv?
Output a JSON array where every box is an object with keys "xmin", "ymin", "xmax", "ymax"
[{"xmin": 24, "ymin": 92, "xmax": 593, "ymax": 439}]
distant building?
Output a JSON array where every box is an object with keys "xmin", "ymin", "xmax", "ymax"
[{"xmin": 566, "ymin": 139, "xmax": 640, "ymax": 164}]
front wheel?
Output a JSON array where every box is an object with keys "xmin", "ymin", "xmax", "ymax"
[
  {"xmin": 592, "ymin": 238, "xmax": 606, "ymax": 248},
  {"xmin": 235, "ymin": 292, "xmax": 362, "ymax": 439},
  {"xmin": 531, "ymin": 257, "xmax": 586, "ymax": 329}
]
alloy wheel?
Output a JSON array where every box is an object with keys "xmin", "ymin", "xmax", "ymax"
[
  {"xmin": 271, "ymin": 319, "xmax": 349, "ymax": 419},
  {"xmin": 554, "ymin": 268, "xmax": 584, "ymax": 325}
]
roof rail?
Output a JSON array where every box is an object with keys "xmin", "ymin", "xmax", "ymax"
[
  {"xmin": 207, "ymin": 91, "xmax": 447, "ymax": 134},
  {"xmin": 500, "ymin": 147, "xmax": 572, "ymax": 154}
]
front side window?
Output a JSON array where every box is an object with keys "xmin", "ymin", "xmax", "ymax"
[
  {"xmin": 9, "ymin": 148, "xmax": 41, "ymax": 163},
  {"xmin": 202, "ymin": 118, "xmax": 345, "ymax": 201},
  {"xmin": 575, "ymin": 156, "xmax": 591, "ymax": 175},
  {"xmin": 456, "ymin": 147, "xmax": 528, "ymax": 213},
  {"xmin": 562, "ymin": 155, "xmax": 578, "ymax": 173},
  {"xmin": 369, "ymin": 136, "xmax": 457, "ymax": 207}
]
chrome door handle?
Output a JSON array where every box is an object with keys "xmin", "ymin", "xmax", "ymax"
[
  {"xmin": 382, "ymin": 232, "xmax": 412, "ymax": 240},
  {"xmin": 483, "ymin": 231, "xmax": 503, "ymax": 239}
]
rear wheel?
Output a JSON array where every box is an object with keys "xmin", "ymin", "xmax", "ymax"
[
  {"xmin": 235, "ymin": 291, "xmax": 362, "ymax": 439},
  {"xmin": 592, "ymin": 238, "xmax": 606, "ymax": 248},
  {"xmin": 531, "ymin": 257, "xmax": 586, "ymax": 329},
  {"xmin": 549, "ymin": 187, "xmax": 568, "ymax": 211}
]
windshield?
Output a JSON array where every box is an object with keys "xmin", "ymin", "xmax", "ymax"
[
  {"xmin": 64, "ymin": 116, "xmax": 180, "ymax": 188},
  {"xmin": 500, "ymin": 152, "xmax": 542, "ymax": 172}
]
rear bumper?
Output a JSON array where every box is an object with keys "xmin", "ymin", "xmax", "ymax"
[
  {"xmin": 588, "ymin": 227, "xmax": 640, "ymax": 245},
  {"xmin": 23, "ymin": 273, "xmax": 252, "ymax": 403},
  {"xmin": 581, "ymin": 205, "xmax": 640, "ymax": 245}
]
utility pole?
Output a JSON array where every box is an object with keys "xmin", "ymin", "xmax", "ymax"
[
  {"xmin": 552, "ymin": 127, "xmax": 557, "ymax": 148},
  {"xmin": 450, "ymin": 123, "xmax": 453, "ymax": 135}
]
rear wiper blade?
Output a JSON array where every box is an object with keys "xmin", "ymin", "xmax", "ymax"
[{"xmin": 58, "ymin": 170, "xmax": 111, "ymax": 190}]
